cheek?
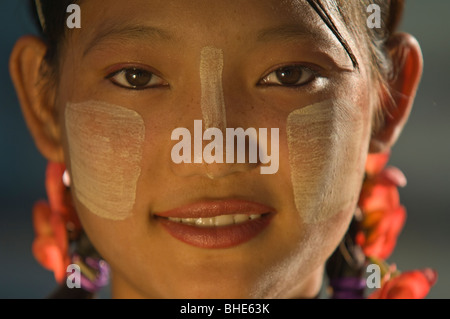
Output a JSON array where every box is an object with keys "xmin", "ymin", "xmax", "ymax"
[
  {"xmin": 65, "ymin": 100, "xmax": 145, "ymax": 220},
  {"xmin": 286, "ymin": 99, "xmax": 368, "ymax": 224}
]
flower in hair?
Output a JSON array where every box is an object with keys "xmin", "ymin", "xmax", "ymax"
[
  {"xmin": 356, "ymin": 152, "xmax": 407, "ymax": 260},
  {"xmin": 356, "ymin": 152, "xmax": 437, "ymax": 299},
  {"xmin": 32, "ymin": 163, "xmax": 81, "ymax": 283},
  {"xmin": 32, "ymin": 201, "xmax": 70, "ymax": 283},
  {"xmin": 369, "ymin": 265, "xmax": 437, "ymax": 299}
]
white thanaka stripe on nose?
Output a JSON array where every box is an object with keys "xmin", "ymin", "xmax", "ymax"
[{"xmin": 200, "ymin": 46, "xmax": 227, "ymax": 130}]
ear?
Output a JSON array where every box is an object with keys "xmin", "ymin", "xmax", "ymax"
[
  {"xmin": 9, "ymin": 35, "xmax": 64, "ymax": 162},
  {"xmin": 369, "ymin": 33, "xmax": 423, "ymax": 153}
]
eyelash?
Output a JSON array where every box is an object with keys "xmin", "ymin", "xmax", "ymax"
[
  {"xmin": 106, "ymin": 64, "xmax": 319, "ymax": 90},
  {"xmin": 106, "ymin": 67, "xmax": 168, "ymax": 90},
  {"xmin": 258, "ymin": 64, "xmax": 319, "ymax": 88}
]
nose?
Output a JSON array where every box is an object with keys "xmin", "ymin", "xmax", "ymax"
[
  {"xmin": 170, "ymin": 46, "xmax": 261, "ymax": 179},
  {"xmin": 170, "ymin": 114, "xmax": 262, "ymax": 179},
  {"xmin": 200, "ymin": 46, "xmax": 227, "ymax": 131}
]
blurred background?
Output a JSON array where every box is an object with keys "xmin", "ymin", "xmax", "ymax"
[{"xmin": 0, "ymin": 1, "xmax": 449, "ymax": 298}]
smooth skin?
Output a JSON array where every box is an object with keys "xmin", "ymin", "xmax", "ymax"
[{"xmin": 10, "ymin": 0, "xmax": 422, "ymax": 298}]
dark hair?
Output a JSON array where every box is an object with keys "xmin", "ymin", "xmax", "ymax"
[
  {"xmin": 30, "ymin": 0, "xmax": 79, "ymax": 80},
  {"xmin": 308, "ymin": 0, "xmax": 404, "ymax": 82},
  {"xmin": 29, "ymin": 0, "xmax": 405, "ymax": 299}
]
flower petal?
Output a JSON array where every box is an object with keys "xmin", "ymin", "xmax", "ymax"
[
  {"xmin": 381, "ymin": 166, "xmax": 407, "ymax": 188},
  {"xmin": 371, "ymin": 269, "xmax": 438, "ymax": 299},
  {"xmin": 358, "ymin": 206, "xmax": 406, "ymax": 259},
  {"xmin": 360, "ymin": 181, "xmax": 400, "ymax": 213},
  {"xmin": 365, "ymin": 152, "xmax": 390, "ymax": 176},
  {"xmin": 32, "ymin": 201, "xmax": 53, "ymax": 236}
]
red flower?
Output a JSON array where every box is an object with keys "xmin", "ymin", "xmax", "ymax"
[
  {"xmin": 356, "ymin": 153, "xmax": 407, "ymax": 260},
  {"xmin": 32, "ymin": 201, "xmax": 70, "ymax": 283},
  {"xmin": 32, "ymin": 163, "xmax": 81, "ymax": 283},
  {"xmin": 364, "ymin": 151, "xmax": 391, "ymax": 177},
  {"xmin": 369, "ymin": 268, "xmax": 438, "ymax": 299},
  {"xmin": 358, "ymin": 153, "xmax": 437, "ymax": 299},
  {"xmin": 356, "ymin": 206, "xmax": 406, "ymax": 260}
]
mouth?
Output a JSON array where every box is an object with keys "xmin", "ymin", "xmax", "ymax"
[{"xmin": 154, "ymin": 199, "xmax": 275, "ymax": 249}]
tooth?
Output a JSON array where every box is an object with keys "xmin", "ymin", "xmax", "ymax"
[
  {"xmin": 182, "ymin": 218, "xmax": 196, "ymax": 225},
  {"xmin": 234, "ymin": 214, "xmax": 250, "ymax": 224},
  {"xmin": 172, "ymin": 214, "xmax": 262, "ymax": 227},
  {"xmin": 196, "ymin": 217, "xmax": 214, "ymax": 227},
  {"xmin": 214, "ymin": 215, "xmax": 234, "ymax": 226}
]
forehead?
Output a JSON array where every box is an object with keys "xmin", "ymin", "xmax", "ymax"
[
  {"xmin": 78, "ymin": 1, "xmax": 345, "ymax": 40},
  {"xmin": 67, "ymin": 0, "xmax": 361, "ymax": 72},
  {"xmin": 80, "ymin": 0, "xmax": 322, "ymax": 24}
]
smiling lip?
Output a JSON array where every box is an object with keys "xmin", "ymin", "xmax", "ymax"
[{"xmin": 155, "ymin": 199, "xmax": 275, "ymax": 249}]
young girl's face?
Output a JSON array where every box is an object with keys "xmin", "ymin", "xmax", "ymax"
[{"xmin": 57, "ymin": 0, "xmax": 374, "ymax": 298}]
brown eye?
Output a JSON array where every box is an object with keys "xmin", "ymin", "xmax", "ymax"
[
  {"xmin": 260, "ymin": 65, "xmax": 316, "ymax": 87},
  {"xmin": 108, "ymin": 68, "xmax": 168, "ymax": 90},
  {"xmin": 126, "ymin": 68, "xmax": 153, "ymax": 87},
  {"xmin": 276, "ymin": 66, "xmax": 304, "ymax": 85}
]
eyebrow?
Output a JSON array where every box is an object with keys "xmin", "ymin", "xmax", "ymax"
[
  {"xmin": 82, "ymin": 24, "xmax": 174, "ymax": 58},
  {"xmin": 257, "ymin": 24, "xmax": 317, "ymax": 42},
  {"xmin": 256, "ymin": 23, "xmax": 354, "ymax": 70}
]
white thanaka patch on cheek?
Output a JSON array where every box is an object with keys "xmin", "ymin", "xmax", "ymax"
[
  {"xmin": 65, "ymin": 101, "xmax": 145, "ymax": 220},
  {"xmin": 200, "ymin": 46, "xmax": 227, "ymax": 130},
  {"xmin": 287, "ymin": 100, "xmax": 364, "ymax": 224}
]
